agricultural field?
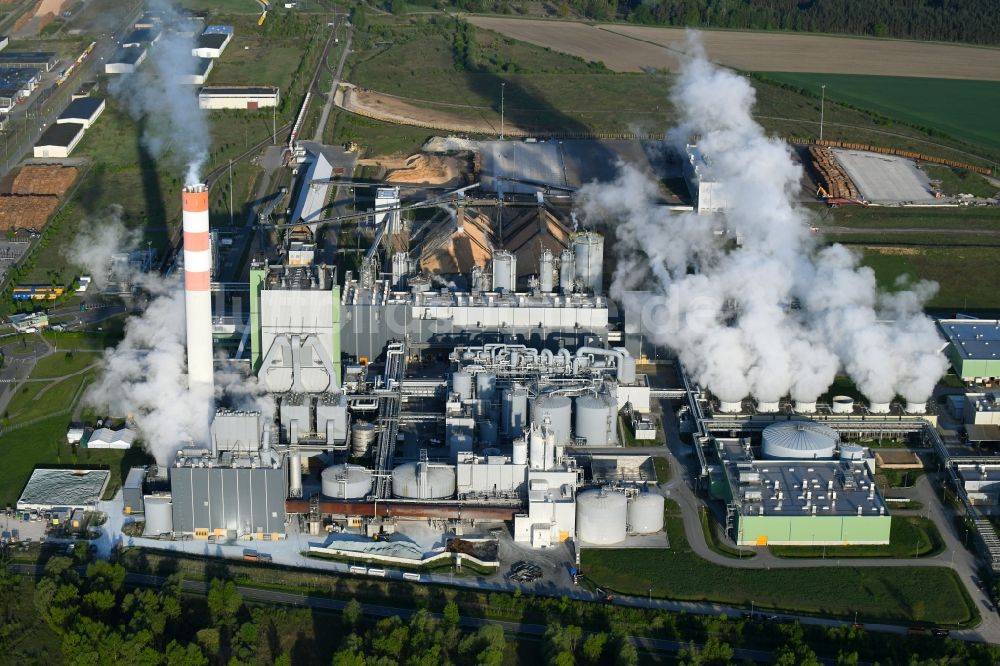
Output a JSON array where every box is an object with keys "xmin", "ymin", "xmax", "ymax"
[
  {"xmin": 582, "ymin": 501, "xmax": 977, "ymax": 626},
  {"xmin": 760, "ymin": 72, "xmax": 1000, "ymax": 153},
  {"xmin": 466, "ymin": 17, "xmax": 1000, "ymax": 81}
]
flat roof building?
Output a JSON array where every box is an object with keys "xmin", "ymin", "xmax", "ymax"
[
  {"xmin": 178, "ymin": 57, "xmax": 213, "ymax": 85},
  {"xmin": 122, "ymin": 26, "xmax": 161, "ymax": 48},
  {"xmin": 105, "ymin": 46, "xmax": 146, "ymax": 74},
  {"xmin": 193, "ymin": 32, "xmax": 231, "ymax": 59},
  {"xmin": 71, "ymin": 80, "xmax": 99, "ymax": 99},
  {"xmin": 17, "ymin": 468, "xmax": 111, "ymax": 511},
  {"xmin": 33, "ymin": 122, "xmax": 85, "ymax": 158},
  {"xmin": 0, "ymin": 52, "xmax": 58, "ymax": 71},
  {"xmin": 57, "ymin": 96, "xmax": 105, "ymax": 129},
  {"xmin": 940, "ymin": 319, "xmax": 1000, "ymax": 383},
  {"xmin": 198, "ymin": 86, "xmax": 279, "ymax": 110}
]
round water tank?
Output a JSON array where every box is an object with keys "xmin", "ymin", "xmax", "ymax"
[
  {"xmin": 718, "ymin": 399, "xmax": 743, "ymax": 414},
  {"xmin": 577, "ymin": 489, "xmax": 627, "ymax": 545},
  {"xmin": 628, "ymin": 492, "xmax": 665, "ymax": 534},
  {"xmin": 502, "ymin": 385, "xmax": 529, "ymax": 437},
  {"xmin": 532, "ymin": 394, "xmax": 572, "ymax": 445},
  {"xmin": 831, "ymin": 395, "xmax": 854, "ymax": 414},
  {"xmin": 574, "ymin": 394, "xmax": 617, "ymax": 447},
  {"xmin": 793, "ymin": 400, "xmax": 817, "ymax": 414},
  {"xmin": 756, "ymin": 400, "xmax": 780, "ymax": 413},
  {"xmin": 351, "ymin": 422, "xmax": 377, "ymax": 457},
  {"xmin": 905, "ymin": 400, "xmax": 927, "ymax": 415},
  {"xmin": 392, "ymin": 462, "xmax": 456, "ymax": 499},
  {"xmin": 452, "ymin": 371, "xmax": 473, "ymax": 401},
  {"xmin": 321, "ymin": 464, "xmax": 373, "ymax": 499},
  {"xmin": 512, "ymin": 437, "xmax": 528, "ymax": 465},
  {"xmin": 868, "ymin": 401, "xmax": 891, "ymax": 414},
  {"xmin": 143, "ymin": 496, "xmax": 173, "ymax": 536},
  {"xmin": 572, "ymin": 232, "xmax": 604, "ymax": 294},
  {"xmin": 762, "ymin": 420, "xmax": 838, "ymax": 460},
  {"xmin": 839, "ymin": 443, "xmax": 866, "ymax": 461}
]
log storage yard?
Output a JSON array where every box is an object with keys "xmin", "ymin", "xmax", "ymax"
[{"xmin": 3, "ymin": 1, "xmax": 1000, "ymax": 664}]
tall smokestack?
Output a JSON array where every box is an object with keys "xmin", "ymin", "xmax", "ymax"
[{"xmin": 182, "ymin": 184, "xmax": 214, "ymax": 392}]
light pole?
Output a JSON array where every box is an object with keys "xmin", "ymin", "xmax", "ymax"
[
  {"xmin": 819, "ymin": 84, "xmax": 826, "ymax": 142},
  {"xmin": 229, "ymin": 159, "xmax": 234, "ymax": 226},
  {"xmin": 500, "ymin": 82, "xmax": 505, "ymax": 141}
]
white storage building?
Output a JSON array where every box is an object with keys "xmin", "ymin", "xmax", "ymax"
[
  {"xmin": 86, "ymin": 427, "xmax": 137, "ymax": 450},
  {"xmin": 192, "ymin": 32, "xmax": 231, "ymax": 58},
  {"xmin": 178, "ymin": 57, "xmax": 213, "ymax": 85},
  {"xmin": 57, "ymin": 97, "xmax": 105, "ymax": 129},
  {"xmin": 105, "ymin": 47, "xmax": 146, "ymax": 75},
  {"xmin": 198, "ymin": 86, "xmax": 279, "ymax": 110},
  {"xmin": 33, "ymin": 122, "xmax": 85, "ymax": 158}
]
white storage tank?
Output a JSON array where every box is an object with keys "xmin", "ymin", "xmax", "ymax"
[
  {"xmin": 351, "ymin": 422, "xmax": 377, "ymax": 457},
  {"xmin": 627, "ymin": 492, "xmax": 665, "ymax": 534},
  {"xmin": 452, "ymin": 371, "xmax": 473, "ymax": 400},
  {"xmin": 529, "ymin": 426, "xmax": 545, "ymax": 470},
  {"xmin": 762, "ymin": 420, "xmax": 838, "ymax": 460},
  {"xmin": 572, "ymin": 232, "xmax": 604, "ymax": 294},
  {"xmin": 539, "ymin": 248, "xmax": 555, "ymax": 293},
  {"xmin": 756, "ymin": 400, "xmax": 780, "ymax": 413},
  {"xmin": 839, "ymin": 443, "xmax": 866, "ymax": 461},
  {"xmin": 512, "ymin": 437, "xmax": 528, "ymax": 465},
  {"xmin": 491, "ymin": 250, "xmax": 516, "ymax": 293},
  {"xmin": 502, "ymin": 384, "xmax": 529, "ymax": 437},
  {"xmin": 831, "ymin": 395, "xmax": 854, "ymax": 414},
  {"xmin": 392, "ymin": 462, "xmax": 456, "ymax": 499},
  {"xmin": 577, "ymin": 488, "xmax": 627, "ymax": 545},
  {"xmin": 718, "ymin": 399, "xmax": 743, "ymax": 414},
  {"xmin": 574, "ymin": 394, "xmax": 617, "ymax": 446},
  {"xmin": 532, "ymin": 394, "xmax": 572, "ymax": 445},
  {"xmin": 321, "ymin": 464, "xmax": 373, "ymax": 499},
  {"xmin": 143, "ymin": 496, "xmax": 173, "ymax": 536},
  {"xmin": 617, "ymin": 351, "xmax": 636, "ymax": 385}
]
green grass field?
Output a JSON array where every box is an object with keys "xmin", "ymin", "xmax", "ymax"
[
  {"xmin": 759, "ymin": 72, "xmax": 1000, "ymax": 154},
  {"xmin": 769, "ymin": 516, "xmax": 943, "ymax": 559},
  {"xmin": 581, "ymin": 501, "xmax": 976, "ymax": 626}
]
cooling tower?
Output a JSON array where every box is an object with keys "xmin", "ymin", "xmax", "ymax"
[{"xmin": 183, "ymin": 184, "xmax": 214, "ymax": 392}]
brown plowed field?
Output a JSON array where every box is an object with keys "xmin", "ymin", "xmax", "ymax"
[{"xmin": 467, "ymin": 17, "xmax": 1000, "ymax": 81}]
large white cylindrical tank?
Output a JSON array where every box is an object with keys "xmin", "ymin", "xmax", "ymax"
[
  {"xmin": 529, "ymin": 426, "xmax": 545, "ymax": 470},
  {"xmin": 392, "ymin": 462, "xmax": 456, "ymax": 499},
  {"xmin": 532, "ymin": 394, "xmax": 572, "ymax": 445},
  {"xmin": 756, "ymin": 400, "xmax": 780, "ymax": 413},
  {"xmin": 628, "ymin": 492, "xmax": 665, "ymax": 534},
  {"xmin": 492, "ymin": 250, "xmax": 516, "ymax": 293},
  {"xmin": 762, "ymin": 421, "xmax": 838, "ymax": 460},
  {"xmin": 143, "ymin": 496, "xmax": 173, "ymax": 535},
  {"xmin": 502, "ymin": 385, "xmax": 529, "ymax": 437},
  {"xmin": 559, "ymin": 249, "xmax": 575, "ymax": 293},
  {"xmin": 452, "ymin": 371, "xmax": 473, "ymax": 400},
  {"xmin": 577, "ymin": 489, "xmax": 627, "ymax": 545},
  {"xmin": 351, "ymin": 422, "xmax": 377, "ymax": 457},
  {"xmin": 793, "ymin": 400, "xmax": 817, "ymax": 414},
  {"xmin": 574, "ymin": 394, "xmax": 617, "ymax": 446},
  {"xmin": 905, "ymin": 400, "xmax": 927, "ymax": 414},
  {"xmin": 868, "ymin": 401, "xmax": 891, "ymax": 414},
  {"xmin": 543, "ymin": 428, "xmax": 556, "ymax": 470},
  {"xmin": 512, "ymin": 437, "xmax": 528, "ymax": 465},
  {"xmin": 718, "ymin": 399, "xmax": 743, "ymax": 414},
  {"xmin": 321, "ymin": 464, "xmax": 373, "ymax": 499},
  {"xmin": 539, "ymin": 248, "xmax": 555, "ymax": 292},
  {"xmin": 617, "ymin": 352, "xmax": 636, "ymax": 385},
  {"xmin": 289, "ymin": 452, "xmax": 303, "ymax": 497},
  {"xmin": 572, "ymin": 232, "xmax": 604, "ymax": 294},
  {"xmin": 831, "ymin": 395, "xmax": 854, "ymax": 414}
]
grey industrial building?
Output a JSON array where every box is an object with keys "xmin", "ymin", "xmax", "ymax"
[
  {"xmin": 0, "ymin": 52, "xmax": 57, "ymax": 72},
  {"xmin": 34, "ymin": 122, "xmax": 85, "ymax": 158}
]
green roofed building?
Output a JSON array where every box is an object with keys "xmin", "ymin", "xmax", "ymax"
[{"xmin": 939, "ymin": 319, "xmax": 1000, "ymax": 383}]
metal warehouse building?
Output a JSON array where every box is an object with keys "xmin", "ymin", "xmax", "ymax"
[
  {"xmin": 34, "ymin": 122, "xmax": 85, "ymax": 158},
  {"xmin": 199, "ymin": 86, "xmax": 279, "ymax": 110},
  {"xmin": 57, "ymin": 96, "xmax": 105, "ymax": 129},
  {"xmin": 105, "ymin": 47, "xmax": 146, "ymax": 74},
  {"xmin": 940, "ymin": 319, "xmax": 1000, "ymax": 383}
]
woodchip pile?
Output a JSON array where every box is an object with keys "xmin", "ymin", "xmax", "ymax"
[
  {"xmin": 0, "ymin": 164, "xmax": 78, "ymax": 232},
  {"xmin": 10, "ymin": 165, "xmax": 77, "ymax": 196}
]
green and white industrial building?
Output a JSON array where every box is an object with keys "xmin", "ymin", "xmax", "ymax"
[
  {"xmin": 712, "ymin": 421, "xmax": 891, "ymax": 547},
  {"xmin": 940, "ymin": 318, "xmax": 1000, "ymax": 383}
]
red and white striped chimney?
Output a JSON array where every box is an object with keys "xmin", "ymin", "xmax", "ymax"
[{"xmin": 182, "ymin": 184, "xmax": 214, "ymax": 392}]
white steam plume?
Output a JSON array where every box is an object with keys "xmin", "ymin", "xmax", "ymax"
[
  {"xmin": 62, "ymin": 205, "xmax": 140, "ymax": 290},
  {"xmin": 109, "ymin": 0, "xmax": 209, "ymax": 184},
  {"xmin": 70, "ymin": 216, "xmax": 274, "ymax": 465},
  {"xmin": 579, "ymin": 34, "xmax": 947, "ymax": 406}
]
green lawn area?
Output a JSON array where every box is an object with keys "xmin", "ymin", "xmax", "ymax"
[
  {"xmin": 652, "ymin": 456, "xmax": 670, "ymax": 483},
  {"xmin": 700, "ymin": 507, "xmax": 755, "ymax": 559},
  {"xmin": 581, "ymin": 500, "xmax": 976, "ymax": 626},
  {"xmin": 769, "ymin": 516, "xmax": 943, "ymax": 559},
  {"xmin": 924, "ymin": 165, "xmax": 999, "ymax": 199},
  {"xmin": 827, "ymin": 205, "xmax": 1000, "ymax": 231},
  {"xmin": 28, "ymin": 351, "xmax": 103, "ymax": 379},
  {"xmin": 758, "ymin": 72, "xmax": 1000, "ymax": 154},
  {"xmin": 4, "ymin": 371, "xmax": 93, "ymax": 424}
]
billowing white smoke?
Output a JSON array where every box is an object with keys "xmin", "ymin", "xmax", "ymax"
[
  {"xmin": 109, "ymin": 0, "xmax": 209, "ymax": 184},
  {"xmin": 67, "ymin": 217, "xmax": 274, "ymax": 465},
  {"xmin": 579, "ymin": 35, "xmax": 947, "ymax": 406},
  {"xmin": 62, "ymin": 205, "xmax": 139, "ymax": 290}
]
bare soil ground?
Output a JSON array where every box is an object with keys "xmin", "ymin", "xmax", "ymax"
[
  {"xmin": 341, "ymin": 87, "xmax": 520, "ymax": 135},
  {"xmin": 466, "ymin": 17, "xmax": 1000, "ymax": 81}
]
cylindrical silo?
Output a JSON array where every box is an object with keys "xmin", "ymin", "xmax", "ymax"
[
  {"xmin": 289, "ymin": 452, "xmax": 303, "ymax": 497},
  {"xmin": 543, "ymin": 427, "xmax": 556, "ymax": 470},
  {"xmin": 831, "ymin": 395, "xmax": 854, "ymax": 414},
  {"xmin": 351, "ymin": 422, "xmax": 377, "ymax": 457},
  {"xmin": 321, "ymin": 464, "xmax": 373, "ymax": 499},
  {"xmin": 628, "ymin": 492, "xmax": 665, "ymax": 534},
  {"xmin": 762, "ymin": 421, "xmax": 838, "ymax": 460},
  {"xmin": 491, "ymin": 250, "xmax": 516, "ymax": 293},
  {"xmin": 529, "ymin": 426, "xmax": 545, "ymax": 470},
  {"xmin": 572, "ymin": 232, "xmax": 604, "ymax": 295},
  {"xmin": 617, "ymin": 352, "xmax": 636, "ymax": 385},
  {"xmin": 478, "ymin": 419, "xmax": 498, "ymax": 446},
  {"xmin": 512, "ymin": 437, "xmax": 528, "ymax": 465},
  {"xmin": 143, "ymin": 496, "xmax": 173, "ymax": 536},
  {"xmin": 392, "ymin": 462, "xmax": 456, "ymax": 499},
  {"xmin": 576, "ymin": 488, "xmax": 627, "ymax": 545},
  {"xmin": 574, "ymin": 394, "xmax": 617, "ymax": 447},
  {"xmin": 559, "ymin": 249, "xmax": 575, "ymax": 294},
  {"xmin": 539, "ymin": 249, "xmax": 555, "ymax": 292},
  {"xmin": 502, "ymin": 384, "xmax": 528, "ymax": 437},
  {"xmin": 532, "ymin": 394, "xmax": 572, "ymax": 445},
  {"xmin": 452, "ymin": 371, "xmax": 473, "ymax": 400}
]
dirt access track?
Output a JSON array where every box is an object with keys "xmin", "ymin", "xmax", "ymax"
[{"xmin": 467, "ymin": 17, "xmax": 1000, "ymax": 81}]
